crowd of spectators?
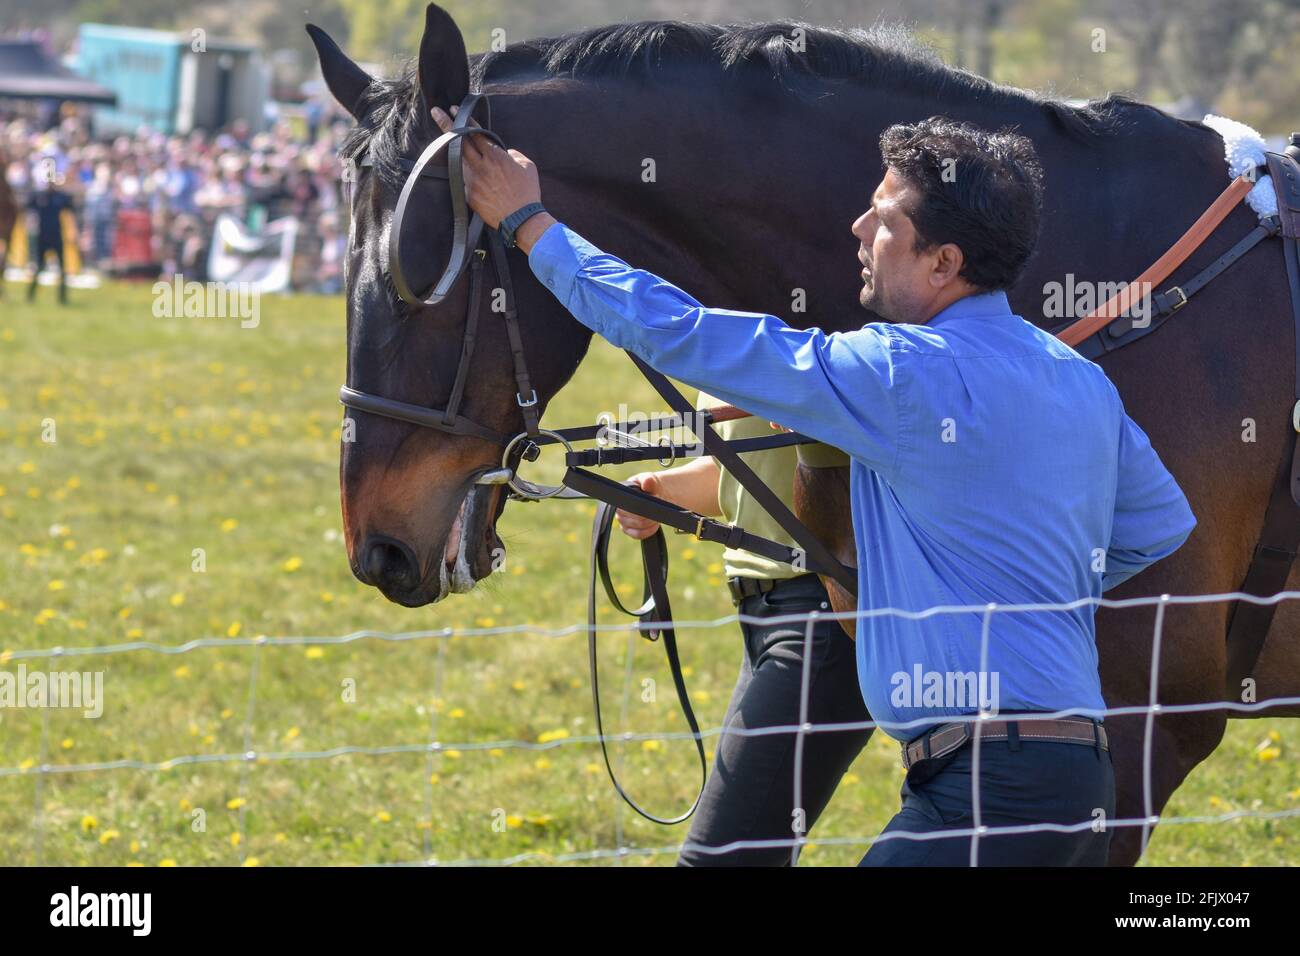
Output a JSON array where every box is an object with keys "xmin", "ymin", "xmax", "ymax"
[{"xmin": 1, "ymin": 106, "xmax": 349, "ymax": 293}]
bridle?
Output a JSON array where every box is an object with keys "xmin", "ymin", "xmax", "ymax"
[{"xmin": 338, "ymin": 91, "xmax": 575, "ymax": 499}]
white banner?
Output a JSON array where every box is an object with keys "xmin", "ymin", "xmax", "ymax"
[{"xmin": 207, "ymin": 213, "xmax": 299, "ymax": 292}]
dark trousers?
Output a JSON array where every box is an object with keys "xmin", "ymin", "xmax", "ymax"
[
  {"xmin": 860, "ymin": 724, "xmax": 1115, "ymax": 866},
  {"xmin": 677, "ymin": 575, "xmax": 871, "ymax": 866},
  {"xmin": 28, "ymin": 238, "xmax": 67, "ymax": 303}
]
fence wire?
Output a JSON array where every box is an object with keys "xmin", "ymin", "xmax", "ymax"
[{"xmin": 4, "ymin": 589, "xmax": 1300, "ymax": 866}]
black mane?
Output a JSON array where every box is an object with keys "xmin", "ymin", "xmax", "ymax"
[{"xmin": 344, "ymin": 19, "xmax": 1177, "ymax": 191}]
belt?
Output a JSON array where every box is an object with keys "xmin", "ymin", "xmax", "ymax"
[
  {"xmin": 901, "ymin": 716, "xmax": 1107, "ymax": 770},
  {"xmin": 727, "ymin": 572, "xmax": 821, "ymax": 606}
]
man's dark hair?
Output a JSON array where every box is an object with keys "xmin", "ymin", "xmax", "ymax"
[{"xmin": 878, "ymin": 117, "xmax": 1044, "ymax": 291}]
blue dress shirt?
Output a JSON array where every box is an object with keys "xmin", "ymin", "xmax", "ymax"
[{"xmin": 528, "ymin": 222, "xmax": 1196, "ymax": 740}]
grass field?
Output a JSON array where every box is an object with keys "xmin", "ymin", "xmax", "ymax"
[{"xmin": 1, "ymin": 278, "xmax": 1297, "ymax": 866}]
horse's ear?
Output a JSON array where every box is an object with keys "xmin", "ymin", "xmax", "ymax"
[
  {"xmin": 416, "ymin": 3, "xmax": 471, "ymax": 117},
  {"xmin": 306, "ymin": 23, "xmax": 372, "ymax": 120}
]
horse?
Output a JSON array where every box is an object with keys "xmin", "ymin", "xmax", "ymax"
[
  {"xmin": 0, "ymin": 147, "xmax": 17, "ymax": 296},
  {"xmin": 309, "ymin": 4, "xmax": 1300, "ymax": 865}
]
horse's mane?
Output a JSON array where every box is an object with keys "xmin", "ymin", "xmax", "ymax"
[{"xmin": 344, "ymin": 19, "xmax": 1188, "ymax": 190}]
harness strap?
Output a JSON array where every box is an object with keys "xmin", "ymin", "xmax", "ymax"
[
  {"xmin": 441, "ymin": 251, "xmax": 485, "ymax": 430},
  {"xmin": 487, "ymin": 227, "xmax": 542, "ymax": 438},
  {"xmin": 587, "ymin": 497, "xmax": 706, "ymax": 825},
  {"xmin": 1057, "ymin": 175, "xmax": 1256, "ymax": 347},
  {"xmin": 566, "ymin": 466, "xmax": 843, "ymax": 574},
  {"xmin": 627, "ymin": 353, "xmax": 858, "ymax": 596}
]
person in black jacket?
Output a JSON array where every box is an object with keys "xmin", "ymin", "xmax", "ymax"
[{"xmin": 27, "ymin": 185, "xmax": 72, "ymax": 305}]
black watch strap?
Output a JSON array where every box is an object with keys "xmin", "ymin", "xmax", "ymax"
[{"xmin": 500, "ymin": 202, "xmax": 547, "ymax": 248}]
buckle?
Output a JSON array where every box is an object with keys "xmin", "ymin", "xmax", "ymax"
[
  {"xmin": 516, "ymin": 389, "xmax": 539, "ymax": 409},
  {"xmin": 1164, "ymin": 286, "xmax": 1188, "ymax": 311}
]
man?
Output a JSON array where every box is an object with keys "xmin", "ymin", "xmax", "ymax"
[
  {"xmin": 27, "ymin": 177, "xmax": 73, "ymax": 305},
  {"xmin": 435, "ymin": 106, "xmax": 1196, "ymax": 865},
  {"xmin": 615, "ymin": 398, "xmax": 870, "ymax": 866}
]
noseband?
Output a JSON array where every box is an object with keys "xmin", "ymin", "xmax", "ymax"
[{"xmin": 338, "ymin": 91, "xmax": 571, "ymax": 498}]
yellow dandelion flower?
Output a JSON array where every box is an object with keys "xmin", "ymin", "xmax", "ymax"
[
  {"xmin": 221, "ymin": 708, "xmax": 234, "ymax": 720},
  {"xmin": 449, "ymin": 707, "xmax": 465, "ymax": 719},
  {"xmin": 511, "ymin": 680, "xmax": 527, "ymax": 691},
  {"xmin": 843, "ymin": 773, "xmax": 861, "ymax": 785},
  {"xmin": 60, "ymin": 738, "xmax": 74, "ymax": 750},
  {"xmin": 305, "ymin": 647, "xmax": 324, "ymax": 660},
  {"xmin": 242, "ymin": 857, "xmax": 260, "ymax": 867},
  {"xmin": 226, "ymin": 622, "xmax": 241, "ymax": 638},
  {"xmin": 173, "ymin": 665, "xmax": 191, "ymax": 679},
  {"xmin": 158, "ymin": 859, "xmax": 177, "ymax": 867},
  {"xmin": 475, "ymin": 616, "xmax": 495, "ymax": 628},
  {"xmin": 641, "ymin": 739, "xmax": 663, "ymax": 752},
  {"xmin": 99, "ymin": 829, "xmax": 121, "ymax": 845},
  {"xmin": 584, "ymin": 763, "xmax": 602, "ymax": 775},
  {"xmin": 681, "ymin": 549, "xmax": 696, "ymax": 561},
  {"xmin": 179, "ymin": 798, "xmax": 193, "ymax": 811},
  {"xmin": 429, "ymin": 773, "xmax": 440, "ymax": 785},
  {"xmin": 534, "ymin": 757, "xmax": 552, "ymax": 770},
  {"xmin": 537, "ymin": 729, "xmax": 569, "ymax": 743},
  {"xmin": 18, "ymin": 758, "xmax": 35, "ymax": 771},
  {"xmin": 126, "ymin": 628, "xmax": 143, "ymax": 639},
  {"xmin": 130, "ymin": 840, "xmax": 140, "ymax": 854},
  {"xmin": 80, "ymin": 815, "xmax": 97, "ymax": 832},
  {"xmin": 274, "ymin": 833, "xmax": 288, "ymax": 843},
  {"xmin": 1258, "ymin": 746, "xmax": 1281, "ymax": 762},
  {"xmin": 282, "ymin": 556, "xmax": 303, "ymax": 573},
  {"xmin": 1269, "ymin": 730, "xmax": 1281, "ymax": 742},
  {"xmin": 220, "ymin": 518, "xmax": 238, "ymax": 533},
  {"xmin": 169, "ymin": 593, "xmax": 185, "ymax": 607},
  {"xmin": 488, "ymin": 749, "xmax": 505, "ymax": 758},
  {"xmin": 226, "ymin": 797, "xmax": 246, "ymax": 810},
  {"xmin": 19, "ymin": 461, "xmax": 34, "ymax": 474},
  {"xmin": 284, "ymin": 726, "xmax": 300, "ymax": 740},
  {"xmin": 375, "ymin": 810, "xmax": 392, "ymax": 823},
  {"xmin": 47, "ymin": 580, "xmax": 66, "ymax": 592},
  {"xmin": 230, "ymin": 833, "xmax": 241, "ymax": 847},
  {"xmin": 319, "ymin": 591, "xmax": 334, "ymax": 603},
  {"xmin": 118, "ymin": 606, "xmax": 132, "ymax": 619},
  {"xmin": 444, "ymin": 749, "xmax": 462, "ymax": 759},
  {"xmin": 505, "ymin": 815, "xmax": 523, "ymax": 829}
]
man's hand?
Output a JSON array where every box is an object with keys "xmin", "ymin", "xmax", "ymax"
[
  {"xmin": 431, "ymin": 105, "xmax": 550, "ymax": 244},
  {"xmin": 616, "ymin": 473, "xmax": 664, "ymax": 540}
]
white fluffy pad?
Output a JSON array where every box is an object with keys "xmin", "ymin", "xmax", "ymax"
[{"xmin": 1203, "ymin": 113, "xmax": 1278, "ymax": 220}]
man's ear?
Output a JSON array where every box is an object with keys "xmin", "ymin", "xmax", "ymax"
[{"xmin": 931, "ymin": 243, "xmax": 965, "ymax": 288}]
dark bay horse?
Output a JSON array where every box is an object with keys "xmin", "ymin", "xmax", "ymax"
[{"xmin": 310, "ymin": 4, "xmax": 1300, "ymax": 864}]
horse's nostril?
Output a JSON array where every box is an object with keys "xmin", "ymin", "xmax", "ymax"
[{"xmin": 363, "ymin": 537, "xmax": 420, "ymax": 592}]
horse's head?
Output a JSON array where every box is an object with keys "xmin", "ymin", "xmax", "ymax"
[{"xmin": 308, "ymin": 4, "xmax": 589, "ymax": 606}]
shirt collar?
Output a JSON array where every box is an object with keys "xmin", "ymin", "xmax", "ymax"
[{"xmin": 925, "ymin": 290, "xmax": 1013, "ymax": 327}]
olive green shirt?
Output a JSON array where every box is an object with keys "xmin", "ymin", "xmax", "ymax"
[{"xmin": 694, "ymin": 391, "xmax": 831, "ymax": 580}]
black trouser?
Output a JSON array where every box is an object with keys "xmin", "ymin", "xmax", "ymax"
[
  {"xmin": 860, "ymin": 721, "xmax": 1115, "ymax": 866},
  {"xmin": 677, "ymin": 574, "xmax": 871, "ymax": 866},
  {"xmin": 28, "ymin": 237, "xmax": 67, "ymax": 303}
]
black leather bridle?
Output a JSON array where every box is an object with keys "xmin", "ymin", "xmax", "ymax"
[{"xmin": 339, "ymin": 91, "xmax": 577, "ymax": 499}]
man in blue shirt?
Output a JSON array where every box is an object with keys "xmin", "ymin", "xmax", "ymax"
[{"xmin": 433, "ymin": 106, "xmax": 1195, "ymax": 865}]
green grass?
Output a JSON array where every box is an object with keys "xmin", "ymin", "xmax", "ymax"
[{"xmin": 1, "ymin": 278, "xmax": 1297, "ymax": 866}]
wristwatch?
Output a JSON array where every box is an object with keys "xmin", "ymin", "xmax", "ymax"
[{"xmin": 499, "ymin": 202, "xmax": 547, "ymax": 249}]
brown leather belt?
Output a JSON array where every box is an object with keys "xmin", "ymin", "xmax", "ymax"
[{"xmin": 901, "ymin": 716, "xmax": 1107, "ymax": 770}]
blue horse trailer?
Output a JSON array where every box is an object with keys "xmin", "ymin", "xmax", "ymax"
[{"xmin": 75, "ymin": 23, "xmax": 269, "ymax": 135}]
